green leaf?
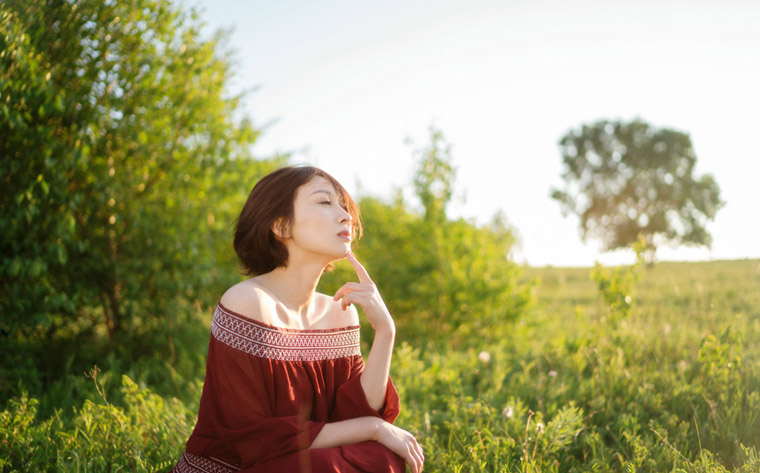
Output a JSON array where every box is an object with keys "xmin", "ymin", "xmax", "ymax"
[{"xmin": 8, "ymin": 259, "xmax": 22, "ymax": 277}]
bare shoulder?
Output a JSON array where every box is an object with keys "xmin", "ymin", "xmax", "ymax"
[
  {"xmin": 219, "ymin": 285, "xmax": 359, "ymax": 329},
  {"xmin": 219, "ymin": 280, "xmax": 269, "ymax": 323},
  {"xmin": 318, "ymin": 293, "xmax": 360, "ymax": 328}
]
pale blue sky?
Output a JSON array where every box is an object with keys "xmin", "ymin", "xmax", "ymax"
[{"xmin": 192, "ymin": 0, "xmax": 759, "ymax": 266}]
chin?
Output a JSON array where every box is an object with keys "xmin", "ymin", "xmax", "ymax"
[
  {"xmin": 328, "ymin": 250, "xmax": 349, "ymax": 261},
  {"xmin": 311, "ymin": 241, "xmax": 351, "ymax": 262},
  {"xmin": 318, "ymin": 246, "xmax": 349, "ymax": 262}
]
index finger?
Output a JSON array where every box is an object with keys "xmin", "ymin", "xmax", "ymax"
[{"xmin": 346, "ymin": 251, "xmax": 373, "ymax": 284}]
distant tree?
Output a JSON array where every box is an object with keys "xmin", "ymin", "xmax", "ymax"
[
  {"xmin": 550, "ymin": 119, "xmax": 724, "ymax": 263},
  {"xmin": 0, "ymin": 0, "xmax": 279, "ymax": 348}
]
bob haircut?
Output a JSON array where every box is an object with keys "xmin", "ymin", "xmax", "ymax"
[{"xmin": 233, "ymin": 165, "xmax": 362, "ymax": 276}]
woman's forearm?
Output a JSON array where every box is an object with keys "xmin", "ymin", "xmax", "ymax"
[
  {"xmin": 360, "ymin": 327, "xmax": 395, "ymax": 411},
  {"xmin": 309, "ymin": 416, "xmax": 381, "ymax": 449}
]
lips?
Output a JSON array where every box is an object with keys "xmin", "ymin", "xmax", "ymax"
[{"xmin": 338, "ymin": 230, "xmax": 351, "ymax": 240}]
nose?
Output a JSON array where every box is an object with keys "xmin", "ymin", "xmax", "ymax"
[{"xmin": 338, "ymin": 206, "xmax": 351, "ymax": 223}]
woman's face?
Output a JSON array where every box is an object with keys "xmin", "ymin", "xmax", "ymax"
[{"xmin": 279, "ymin": 176, "xmax": 353, "ymax": 262}]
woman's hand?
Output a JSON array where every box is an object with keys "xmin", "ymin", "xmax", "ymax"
[
  {"xmin": 375, "ymin": 421, "xmax": 425, "ymax": 473},
  {"xmin": 333, "ymin": 252, "xmax": 395, "ymax": 334}
]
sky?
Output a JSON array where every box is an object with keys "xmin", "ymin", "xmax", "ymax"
[{"xmin": 192, "ymin": 0, "xmax": 760, "ymax": 267}]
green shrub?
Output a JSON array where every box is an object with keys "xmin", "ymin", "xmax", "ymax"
[{"xmin": 0, "ymin": 373, "xmax": 194, "ymax": 472}]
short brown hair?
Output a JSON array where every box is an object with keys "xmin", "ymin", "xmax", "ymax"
[{"xmin": 233, "ymin": 165, "xmax": 362, "ymax": 276}]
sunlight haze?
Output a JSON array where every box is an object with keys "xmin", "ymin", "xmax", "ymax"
[{"xmin": 195, "ymin": 0, "xmax": 760, "ymax": 266}]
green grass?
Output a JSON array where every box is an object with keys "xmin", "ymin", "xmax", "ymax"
[{"xmin": 2, "ymin": 259, "xmax": 759, "ymax": 472}]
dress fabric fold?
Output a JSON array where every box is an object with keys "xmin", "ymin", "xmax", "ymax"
[{"xmin": 171, "ymin": 301, "xmax": 405, "ymax": 473}]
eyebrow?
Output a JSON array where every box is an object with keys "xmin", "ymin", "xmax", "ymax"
[{"xmin": 309, "ymin": 189, "xmax": 335, "ymax": 197}]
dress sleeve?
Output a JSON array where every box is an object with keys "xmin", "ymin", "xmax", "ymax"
[
  {"xmin": 331, "ymin": 355, "xmax": 400, "ymax": 423},
  {"xmin": 207, "ymin": 339, "xmax": 326, "ymax": 468}
]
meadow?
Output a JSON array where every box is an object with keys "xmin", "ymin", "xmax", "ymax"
[
  {"xmin": 4, "ymin": 2, "xmax": 757, "ymax": 471},
  {"xmin": 2, "ymin": 258, "xmax": 758, "ymax": 472}
]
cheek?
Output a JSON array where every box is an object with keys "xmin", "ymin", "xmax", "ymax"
[{"xmin": 291, "ymin": 211, "xmax": 326, "ymax": 239}]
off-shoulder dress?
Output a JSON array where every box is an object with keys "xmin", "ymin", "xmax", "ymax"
[{"xmin": 171, "ymin": 300, "xmax": 406, "ymax": 473}]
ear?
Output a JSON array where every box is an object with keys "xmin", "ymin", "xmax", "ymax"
[{"xmin": 271, "ymin": 218, "xmax": 291, "ymax": 239}]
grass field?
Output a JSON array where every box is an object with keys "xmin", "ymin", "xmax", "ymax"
[{"xmin": 2, "ymin": 259, "xmax": 759, "ymax": 472}]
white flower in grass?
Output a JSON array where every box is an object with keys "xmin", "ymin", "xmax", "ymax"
[
  {"xmin": 625, "ymin": 295, "xmax": 632, "ymax": 304},
  {"xmin": 548, "ymin": 370, "xmax": 557, "ymax": 377},
  {"xmin": 536, "ymin": 422, "xmax": 545, "ymax": 434},
  {"xmin": 502, "ymin": 406, "xmax": 514, "ymax": 418},
  {"xmin": 478, "ymin": 351, "xmax": 491, "ymax": 364}
]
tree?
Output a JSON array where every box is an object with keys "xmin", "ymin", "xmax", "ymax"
[
  {"xmin": 0, "ymin": 0, "xmax": 279, "ymax": 352},
  {"xmin": 550, "ymin": 118, "xmax": 724, "ymax": 263},
  {"xmin": 319, "ymin": 127, "xmax": 535, "ymax": 346}
]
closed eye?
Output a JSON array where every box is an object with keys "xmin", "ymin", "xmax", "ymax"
[{"xmin": 320, "ymin": 201, "xmax": 331, "ymax": 205}]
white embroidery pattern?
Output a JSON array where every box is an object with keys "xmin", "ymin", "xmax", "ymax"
[
  {"xmin": 173, "ymin": 451, "xmax": 237, "ymax": 473},
  {"xmin": 212, "ymin": 304, "xmax": 361, "ymax": 361}
]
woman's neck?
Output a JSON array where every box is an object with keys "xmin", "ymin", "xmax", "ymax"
[{"xmin": 254, "ymin": 256, "xmax": 328, "ymax": 319}]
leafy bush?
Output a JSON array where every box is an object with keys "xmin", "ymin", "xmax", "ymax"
[
  {"xmin": 0, "ymin": 0, "xmax": 278, "ymax": 348},
  {"xmin": 320, "ymin": 128, "xmax": 536, "ymax": 347},
  {"xmin": 1, "ymin": 372, "xmax": 194, "ymax": 472}
]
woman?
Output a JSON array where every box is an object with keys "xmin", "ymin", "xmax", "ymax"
[{"xmin": 171, "ymin": 166, "xmax": 424, "ymax": 473}]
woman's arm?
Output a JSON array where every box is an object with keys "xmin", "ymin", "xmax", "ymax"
[
  {"xmin": 311, "ymin": 417, "xmax": 424, "ymax": 473},
  {"xmin": 334, "ymin": 252, "xmax": 398, "ymax": 411},
  {"xmin": 361, "ymin": 326, "xmax": 395, "ymax": 410},
  {"xmin": 309, "ymin": 416, "xmax": 381, "ymax": 449}
]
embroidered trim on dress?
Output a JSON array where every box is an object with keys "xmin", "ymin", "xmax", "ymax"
[
  {"xmin": 173, "ymin": 451, "xmax": 238, "ymax": 473},
  {"xmin": 212, "ymin": 303, "xmax": 362, "ymax": 361}
]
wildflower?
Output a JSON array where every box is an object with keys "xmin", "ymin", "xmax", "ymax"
[
  {"xmin": 624, "ymin": 295, "xmax": 632, "ymax": 304},
  {"xmin": 502, "ymin": 406, "xmax": 514, "ymax": 418},
  {"xmin": 536, "ymin": 422, "xmax": 544, "ymax": 434},
  {"xmin": 478, "ymin": 351, "xmax": 491, "ymax": 364},
  {"xmin": 548, "ymin": 370, "xmax": 557, "ymax": 377}
]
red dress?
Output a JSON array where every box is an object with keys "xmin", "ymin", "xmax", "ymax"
[{"xmin": 171, "ymin": 301, "xmax": 406, "ymax": 473}]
